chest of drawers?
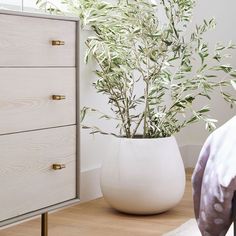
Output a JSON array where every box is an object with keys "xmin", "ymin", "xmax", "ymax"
[{"xmin": 0, "ymin": 10, "xmax": 80, "ymax": 230}]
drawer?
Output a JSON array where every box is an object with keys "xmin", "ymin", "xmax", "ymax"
[
  {"xmin": 0, "ymin": 68, "xmax": 76, "ymax": 135},
  {"xmin": 0, "ymin": 14, "xmax": 76, "ymax": 67},
  {"xmin": 0, "ymin": 126, "xmax": 76, "ymax": 221}
]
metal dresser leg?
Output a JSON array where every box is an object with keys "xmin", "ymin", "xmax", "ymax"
[{"xmin": 41, "ymin": 213, "xmax": 48, "ymax": 236}]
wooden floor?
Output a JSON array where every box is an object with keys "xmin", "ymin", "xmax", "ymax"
[{"xmin": 0, "ymin": 170, "xmax": 194, "ymax": 236}]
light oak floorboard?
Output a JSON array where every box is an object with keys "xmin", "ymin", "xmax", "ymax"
[{"xmin": 0, "ymin": 169, "xmax": 194, "ymax": 236}]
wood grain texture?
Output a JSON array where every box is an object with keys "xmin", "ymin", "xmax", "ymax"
[
  {"xmin": 0, "ymin": 126, "xmax": 76, "ymax": 222},
  {"xmin": 0, "ymin": 68, "xmax": 76, "ymax": 135},
  {"xmin": 0, "ymin": 9, "xmax": 79, "ymax": 22},
  {"xmin": 0, "ymin": 171, "xmax": 194, "ymax": 235},
  {"xmin": 0, "ymin": 13, "xmax": 75, "ymax": 67}
]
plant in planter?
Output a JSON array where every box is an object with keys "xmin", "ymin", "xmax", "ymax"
[{"xmin": 37, "ymin": 0, "xmax": 236, "ymax": 214}]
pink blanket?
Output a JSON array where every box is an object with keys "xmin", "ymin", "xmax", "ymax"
[{"xmin": 192, "ymin": 116, "xmax": 236, "ymax": 236}]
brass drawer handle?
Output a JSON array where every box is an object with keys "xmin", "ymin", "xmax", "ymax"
[
  {"xmin": 51, "ymin": 40, "xmax": 65, "ymax": 46},
  {"xmin": 52, "ymin": 164, "xmax": 66, "ymax": 170},
  {"xmin": 52, "ymin": 95, "xmax": 66, "ymax": 100}
]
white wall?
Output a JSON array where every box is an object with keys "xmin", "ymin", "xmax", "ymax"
[
  {"xmin": 0, "ymin": 0, "xmax": 68, "ymax": 12},
  {"xmin": 176, "ymin": 0, "xmax": 236, "ymax": 147},
  {"xmin": 0, "ymin": 0, "xmax": 22, "ymax": 10}
]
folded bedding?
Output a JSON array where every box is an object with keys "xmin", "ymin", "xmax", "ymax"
[{"xmin": 192, "ymin": 116, "xmax": 236, "ymax": 236}]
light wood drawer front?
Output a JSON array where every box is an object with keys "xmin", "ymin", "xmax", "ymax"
[
  {"xmin": 0, "ymin": 68, "xmax": 76, "ymax": 135},
  {"xmin": 0, "ymin": 126, "xmax": 76, "ymax": 222},
  {"xmin": 0, "ymin": 14, "xmax": 75, "ymax": 67}
]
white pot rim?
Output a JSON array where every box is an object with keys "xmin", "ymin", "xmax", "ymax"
[{"xmin": 114, "ymin": 135, "xmax": 174, "ymax": 141}]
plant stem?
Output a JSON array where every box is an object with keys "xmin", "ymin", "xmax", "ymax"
[
  {"xmin": 104, "ymin": 80, "xmax": 130, "ymax": 137},
  {"xmin": 125, "ymin": 97, "xmax": 131, "ymax": 137},
  {"xmin": 143, "ymin": 40, "xmax": 151, "ymax": 138},
  {"xmin": 85, "ymin": 41, "xmax": 130, "ymax": 137},
  {"xmin": 143, "ymin": 80, "xmax": 149, "ymax": 138},
  {"xmin": 122, "ymin": 74, "xmax": 132, "ymax": 138},
  {"xmin": 131, "ymin": 113, "xmax": 144, "ymax": 138}
]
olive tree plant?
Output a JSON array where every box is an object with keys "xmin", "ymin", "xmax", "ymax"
[{"xmin": 37, "ymin": 0, "xmax": 236, "ymax": 138}]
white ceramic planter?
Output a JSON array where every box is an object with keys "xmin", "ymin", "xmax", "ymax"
[{"xmin": 100, "ymin": 136, "xmax": 186, "ymax": 215}]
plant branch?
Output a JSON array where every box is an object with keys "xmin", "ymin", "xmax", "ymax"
[
  {"xmin": 85, "ymin": 41, "xmax": 130, "ymax": 136},
  {"xmin": 131, "ymin": 113, "xmax": 144, "ymax": 138}
]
